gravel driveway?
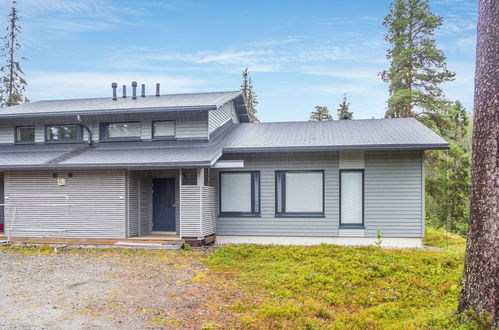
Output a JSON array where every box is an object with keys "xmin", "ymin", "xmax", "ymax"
[{"xmin": 0, "ymin": 246, "xmax": 241, "ymax": 329}]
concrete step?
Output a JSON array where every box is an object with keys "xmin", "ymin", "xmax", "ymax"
[{"xmin": 114, "ymin": 241, "xmax": 183, "ymax": 249}]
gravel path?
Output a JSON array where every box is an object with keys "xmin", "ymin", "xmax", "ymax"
[{"xmin": 0, "ymin": 246, "xmax": 241, "ymax": 329}]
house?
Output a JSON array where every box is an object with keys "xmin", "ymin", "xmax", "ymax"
[{"xmin": 0, "ymin": 83, "xmax": 448, "ymax": 247}]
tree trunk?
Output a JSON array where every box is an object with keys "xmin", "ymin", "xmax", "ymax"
[{"xmin": 458, "ymin": 0, "xmax": 498, "ymax": 325}]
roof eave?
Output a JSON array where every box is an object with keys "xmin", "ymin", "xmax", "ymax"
[
  {"xmin": 0, "ymin": 161, "xmax": 214, "ymax": 170},
  {"xmin": 222, "ymin": 143, "xmax": 450, "ymax": 153},
  {"xmin": 0, "ymin": 105, "xmax": 217, "ymax": 119}
]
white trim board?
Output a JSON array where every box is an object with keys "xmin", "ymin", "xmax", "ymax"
[{"xmin": 216, "ymin": 236, "xmax": 423, "ymax": 248}]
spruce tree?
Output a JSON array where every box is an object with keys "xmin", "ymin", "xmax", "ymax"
[
  {"xmin": 380, "ymin": 0, "xmax": 454, "ymax": 118},
  {"xmin": 309, "ymin": 106, "xmax": 333, "ymax": 121},
  {"xmin": 240, "ymin": 68, "xmax": 259, "ymax": 123},
  {"xmin": 337, "ymin": 93, "xmax": 353, "ymax": 120},
  {"xmin": 424, "ymin": 101, "xmax": 471, "ymax": 234},
  {"xmin": 0, "ymin": 0, "xmax": 28, "ymax": 107}
]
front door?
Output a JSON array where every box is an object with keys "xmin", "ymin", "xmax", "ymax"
[{"xmin": 152, "ymin": 178, "xmax": 176, "ymax": 232}]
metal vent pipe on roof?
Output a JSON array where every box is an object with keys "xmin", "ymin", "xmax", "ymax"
[
  {"xmin": 132, "ymin": 81, "xmax": 137, "ymax": 99},
  {"xmin": 156, "ymin": 83, "xmax": 160, "ymax": 97},
  {"xmin": 141, "ymin": 84, "xmax": 145, "ymax": 97},
  {"xmin": 122, "ymin": 85, "xmax": 127, "ymax": 98},
  {"xmin": 111, "ymin": 82, "xmax": 117, "ymax": 100}
]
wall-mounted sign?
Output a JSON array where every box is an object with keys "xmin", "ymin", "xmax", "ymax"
[{"xmin": 57, "ymin": 178, "xmax": 66, "ymax": 186}]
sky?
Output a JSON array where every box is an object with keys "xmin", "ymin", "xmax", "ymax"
[{"xmin": 0, "ymin": 0, "xmax": 477, "ymax": 121}]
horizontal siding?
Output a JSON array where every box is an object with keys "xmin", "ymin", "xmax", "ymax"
[
  {"xmin": 139, "ymin": 173, "xmax": 152, "ymax": 236},
  {"xmin": 339, "ymin": 151, "xmax": 364, "ymax": 169},
  {"xmin": 364, "ymin": 151, "xmax": 423, "ymax": 237},
  {"xmin": 4, "ymin": 170, "xmax": 126, "ymax": 238},
  {"xmin": 0, "ymin": 111, "xmax": 208, "ymax": 144},
  {"xmin": 127, "ymin": 171, "xmax": 140, "ymax": 237},
  {"xmin": 208, "ymin": 101, "xmax": 238, "ymax": 134},
  {"xmin": 213, "ymin": 151, "xmax": 423, "ymax": 238},
  {"xmin": 180, "ymin": 186, "xmax": 202, "ymax": 237},
  {"xmin": 213, "ymin": 152, "xmax": 339, "ymax": 237},
  {"xmin": 202, "ymin": 186, "xmax": 217, "ymax": 236}
]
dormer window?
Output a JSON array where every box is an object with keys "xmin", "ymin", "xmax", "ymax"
[
  {"xmin": 46, "ymin": 124, "xmax": 82, "ymax": 143},
  {"xmin": 15, "ymin": 126, "xmax": 35, "ymax": 144},
  {"xmin": 100, "ymin": 122, "xmax": 141, "ymax": 141},
  {"xmin": 152, "ymin": 120, "xmax": 175, "ymax": 139}
]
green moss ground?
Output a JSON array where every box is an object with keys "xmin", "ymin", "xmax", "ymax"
[{"xmin": 208, "ymin": 228, "xmax": 485, "ymax": 329}]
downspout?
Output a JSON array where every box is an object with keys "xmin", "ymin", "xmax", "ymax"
[{"xmin": 77, "ymin": 115, "xmax": 93, "ymax": 146}]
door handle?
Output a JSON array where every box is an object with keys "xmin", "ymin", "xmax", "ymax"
[{"xmin": 172, "ymin": 202, "xmax": 177, "ymax": 207}]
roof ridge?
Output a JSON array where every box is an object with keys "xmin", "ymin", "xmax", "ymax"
[{"xmin": 19, "ymin": 90, "xmax": 241, "ymax": 104}]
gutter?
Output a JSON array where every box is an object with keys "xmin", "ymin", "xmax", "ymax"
[{"xmin": 221, "ymin": 143, "xmax": 450, "ymax": 153}]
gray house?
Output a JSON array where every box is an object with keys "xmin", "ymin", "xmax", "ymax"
[{"xmin": 0, "ymin": 85, "xmax": 448, "ymax": 247}]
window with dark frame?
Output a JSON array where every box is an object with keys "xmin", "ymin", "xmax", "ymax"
[
  {"xmin": 15, "ymin": 126, "xmax": 35, "ymax": 144},
  {"xmin": 339, "ymin": 169, "xmax": 364, "ymax": 228},
  {"xmin": 275, "ymin": 170, "xmax": 324, "ymax": 217},
  {"xmin": 219, "ymin": 171, "xmax": 260, "ymax": 217},
  {"xmin": 100, "ymin": 122, "xmax": 141, "ymax": 141},
  {"xmin": 46, "ymin": 124, "xmax": 82, "ymax": 142},
  {"xmin": 152, "ymin": 120, "xmax": 175, "ymax": 139}
]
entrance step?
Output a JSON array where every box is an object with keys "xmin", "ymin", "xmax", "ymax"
[{"xmin": 114, "ymin": 241, "xmax": 183, "ymax": 249}]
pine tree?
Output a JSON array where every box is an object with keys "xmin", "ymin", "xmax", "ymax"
[
  {"xmin": 337, "ymin": 93, "xmax": 353, "ymax": 120},
  {"xmin": 0, "ymin": 0, "xmax": 28, "ymax": 107},
  {"xmin": 240, "ymin": 68, "xmax": 259, "ymax": 123},
  {"xmin": 380, "ymin": 0, "xmax": 454, "ymax": 118},
  {"xmin": 459, "ymin": 0, "xmax": 498, "ymax": 325},
  {"xmin": 381, "ymin": 0, "xmax": 471, "ymax": 236},
  {"xmin": 309, "ymin": 106, "xmax": 333, "ymax": 121}
]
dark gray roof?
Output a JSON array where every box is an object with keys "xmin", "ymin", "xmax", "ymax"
[
  {"xmin": 58, "ymin": 140, "xmax": 223, "ymax": 168},
  {"xmin": 222, "ymin": 118, "xmax": 449, "ymax": 152},
  {"xmin": 0, "ymin": 118, "xmax": 447, "ymax": 169},
  {"xmin": 0, "ymin": 91, "xmax": 242, "ymax": 118},
  {"xmin": 0, "ymin": 139, "xmax": 224, "ymax": 170}
]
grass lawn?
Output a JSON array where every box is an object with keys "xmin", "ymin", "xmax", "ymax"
[{"xmin": 207, "ymin": 228, "xmax": 484, "ymax": 329}]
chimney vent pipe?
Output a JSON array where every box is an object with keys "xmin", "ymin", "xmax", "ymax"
[
  {"xmin": 141, "ymin": 84, "xmax": 145, "ymax": 97},
  {"xmin": 156, "ymin": 83, "xmax": 160, "ymax": 97},
  {"xmin": 111, "ymin": 82, "xmax": 117, "ymax": 100},
  {"xmin": 122, "ymin": 85, "xmax": 127, "ymax": 98},
  {"xmin": 131, "ymin": 81, "xmax": 137, "ymax": 99}
]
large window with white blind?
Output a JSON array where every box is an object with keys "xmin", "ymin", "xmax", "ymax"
[
  {"xmin": 275, "ymin": 170, "xmax": 324, "ymax": 217},
  {"xmin": 340, "ymin": 170, "xmax": 364, "ymax": 227},
  {"xmin": 219, "ymin": 172, "xmax": 260, "ymax": 216}
]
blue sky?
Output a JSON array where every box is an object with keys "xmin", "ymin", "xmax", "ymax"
[{"xmin": 0, "ymin": 0, "xmax": 477, "ymax": 121}]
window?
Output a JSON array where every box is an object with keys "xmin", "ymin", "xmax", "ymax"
[
  {"xmin": 152, "ymin": 121, "xmax": 175, "ymax": 139},
  {"xmin": 276, "ymin": 170, "xmax": 324, "ymax": 216},
  {"xmin": 340, "ymin": 170, "xmax": 364, "ymax": 227},
  {"xmin": 46, "ymin": 124, "xmax": 82, "ymax": 142},
  {"xmin": 100, "ymin": 122, "xmax": 141, "ymax": 141},
  {"xmin": 219, "ymin": 171, "xmax": 260, "ymax": 216},
  {"xmin": 15, "ymin": 126, "xmax": 35, "ymax": 144}
]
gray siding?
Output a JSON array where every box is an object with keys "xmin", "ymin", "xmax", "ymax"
[
  {"xmin": 0, "ymin": 173, "xmax": 3, "ymax": 226},
  {"xmin": 213, "ymin": 152, "xmax": 340, "ymax": 237},
  {"xmin": 127, "ymin": 171, "xmax": 140, "ymax": 237},
  {"xmin": 0, "ymin": 111, "xmax": 209, "ymax": 144},
  {"xmin": 364, "ymin": 151, "xmax": 423, "ymax": 237},
  {"xmin": 4, "ymin": 170, "xmax": 127, "ymax": 238},
  {"xmin": 208, "ymin": 101, "xmax": 238, "ymax": 134},
  {"xmin": 213, "ymin": 151, "xmax": 423, "ymax": 238}
]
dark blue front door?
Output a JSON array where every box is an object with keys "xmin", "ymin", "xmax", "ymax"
[{"xmin": 152, "ymin": 178, "xmax": 176, "ymax": 231}]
